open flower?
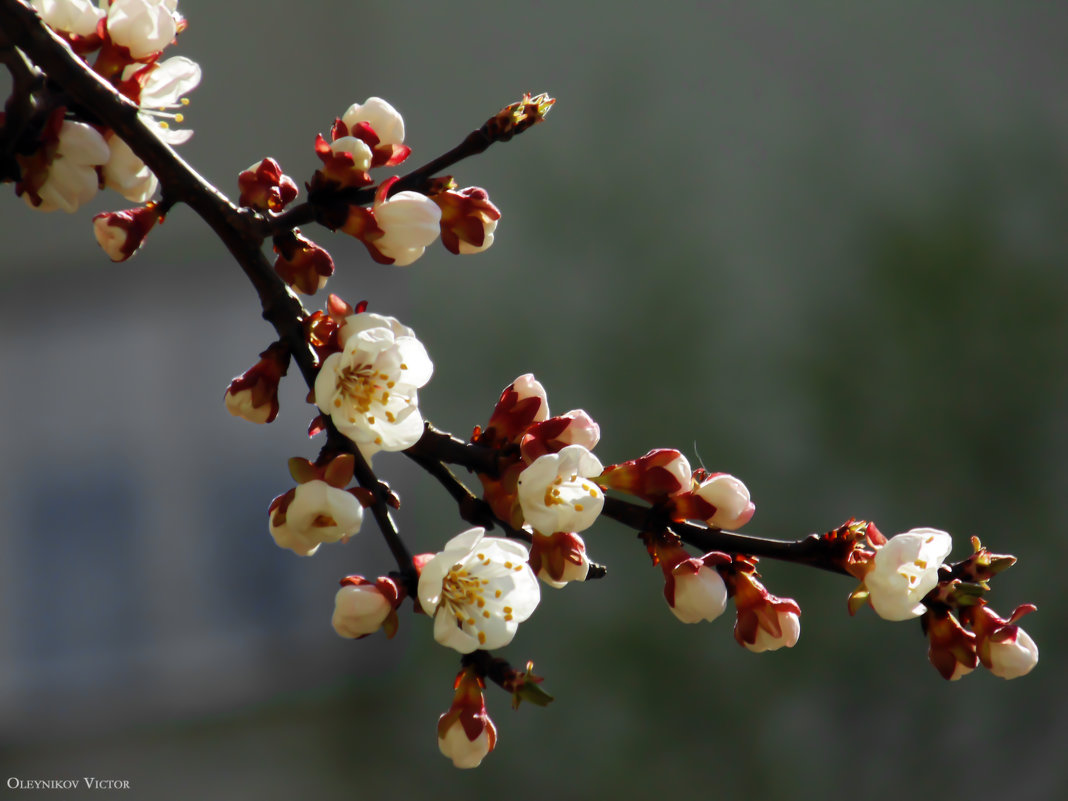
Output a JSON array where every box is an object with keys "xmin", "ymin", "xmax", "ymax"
[
  {"xmin": 267, "ymin": 479, "xmax": 364, "ymax": 557},
  {"xmin": 417, "ymin": 528, "xmax": 540, "ymax": 653},
  {"xmin": 313, "ymin": 313, "xmax": 433, "ymax": 455},
  {"xmin": 516, "ymin": 445, "xmax": 604, "ymax": 534},
  {"xmin": 863, "ymin": 528, "xmax": 952, "ymax": 621}
]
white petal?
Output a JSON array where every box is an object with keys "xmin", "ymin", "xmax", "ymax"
[
  {"xmin": 140, "ymin": 56, "xmax": 202, "ymax": 106},
  {"xmin": 433, "ymin": 607, "xmax": 480, "ymax": 654}
]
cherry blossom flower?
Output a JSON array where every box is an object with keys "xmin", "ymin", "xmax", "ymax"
[
  {"xmin": 18, "ymin": 116, "xmax": 109, "ymax": 213},
  {"xmin": 31, "ymin": 0, "xmax": 104, "ymax": 36},
  {"xmin": 267, "ymin": 479, "xmax": 364, "ymax": 557},
  {"xmin": 313, "ymin": 312, "xmax": 433, "ymax": 455},
  {"xmin": 101, "ymin": 133, "xmax": 158, "ymax": 202},
  {"xmin": 106, "ymin": 0, "xmax": 183, "ymax": 60},
  {"xmin": 438, "ymin": 669, "xmax": 497, "ymax": 769},
  {"xmin": 517, "ymin": 445, "xmax": 604, "ymax": 534},
  {"xmin": 863, "ymin": 528, "xmax": 952, "ymax": 621},
  {"xmin": 332, "ymin": 576, "xmax": 402, "ymax": 639},
  {"xmin": 126, "ymin": 55, "xmax": 200, "ymax": 142},
  {"xmin": 417, "ymin": 528, "xmax": 540, "ymax": 653}
]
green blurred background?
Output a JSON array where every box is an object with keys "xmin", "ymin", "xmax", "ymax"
[{"xmin": 1, "ymin": 1, "xmax": 1065, "ymax": 798}]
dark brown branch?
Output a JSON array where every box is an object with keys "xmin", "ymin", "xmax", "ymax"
[
  {"xmin": 404, "ymin": 422, "xmax": 853, "ymax": 577},
  {"xmin": 0, "ymin": 22, "xmax": 47, "ymax": 181},
  {"xmin": 258, "ymin": 104, "xmax": 541, "ymax": 238}
]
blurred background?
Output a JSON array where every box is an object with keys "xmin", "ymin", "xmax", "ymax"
[{"xmin": 1, "ymin": 0, "xmax": 1066, "ymax": 798}]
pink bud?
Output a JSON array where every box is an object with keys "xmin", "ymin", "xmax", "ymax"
[{"xmin": 92, "ymin": 204, "xmax": 160, "ymax": 262}]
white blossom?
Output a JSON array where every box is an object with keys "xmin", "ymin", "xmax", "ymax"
[
  {"xmin": 31, "ymin": 0, "xmax": 104, "ymax": 36},
  {"xmin": 418, "ymin": 528, "xmax": 540, "ymax": 653},
  {"xmin": 268, "ymin": 480, "xmax": 364, "ymax": 557},
  {"xmin": 24, "ymin": 120, "xmax": 110, "ymax": 213},
  {"xmin": 107, "ymin": 0, "xmax": 182, "ymax": 59},
  {"xmin": 517, "ymin": 445, "xmax": 604, "ymax": 534},
  {"xmin": 314, "ymin": 313, "xmax": 433, "ymax": 454},
  {"xmin": 374, "ymin": 190, "xmax": 442, "ymax": 266},
  {"xmin": 342, "ymin": 97, "xmax": 405, "ymax": 146},
  {"xmin": 864, "ymin": 528, "xmax": 952, "ymax": 621},
  {"xmin": 102, "ymin": 134, "xmax": 158, "ymax": 202},
  {"xmin": 987, "ymin": 627, "xmax": 1039, "ymax": 679}
]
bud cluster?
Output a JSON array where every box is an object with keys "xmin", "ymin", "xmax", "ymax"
[
  {"xmin": 8, "ymin": 0, "xmax": 199, "ymax": 231},
  {"xmin": 831, "ymin": 523, "xmax": 1039, "ymax": 681}
]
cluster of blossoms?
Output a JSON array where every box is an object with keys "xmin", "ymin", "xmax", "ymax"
[
  {"xmin": 838, "ymin": 522, "xmax": 1039, "ymax": 680},
  {"xmin": 6, "ymin": 2, "xmax": 1037, "ymax": 770},
  {"xmin": 253, "ymin": 367, "xmax": 1039, "ymax": 769},
  {"xmin": 600, "ymin": 447, "xmax": 799, "ymax": 649},
  {"xmin": 6, "ymin": 0, "xmax": 197, "ymax": 237},
  {"xmin": 232, "ymin": 94, "xmax": 510, "ymax": 301}
]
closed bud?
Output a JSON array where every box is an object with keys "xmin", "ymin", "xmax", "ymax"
[
  {"xmin": 92, "ymin": 203, "xmax": 160, "ymax": 262},
  {"xmin": 437, "ymin": 669, "xmax": 497, "ymax": 769},
  {"xmin": 432, "ymin": 186, "xmax": 501, "ymax": 255},
  {"xmin": 599, "ymin": 449, "xmax": 693, "ymax": 502},
  {"xmin": 238, "ymin": 157, "xmax": 299, "ymax": 211},
  {"xmin": 332, "ymin": 575, "xmax": 403, "ymax": 639},
  {"xmin": 224, "ymin": 342, "xmax": 289, "ymax": 424}
]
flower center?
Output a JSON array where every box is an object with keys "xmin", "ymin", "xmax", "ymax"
[
  {"xmin": 440, "ymin": 562, "xmax": 500, "ymax": 647},
  {"xmin": 334, "ymin": 361, "xmax": 383, "ymax": 417},
  {"xmin": 542, "ymin": 473, "xmax": 600, "ymax": 513}
]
